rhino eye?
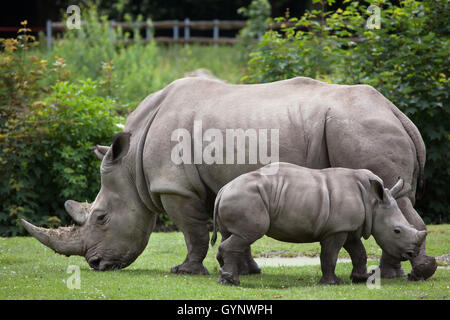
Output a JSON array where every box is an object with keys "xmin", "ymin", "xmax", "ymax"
[
  {"xmin": 394, "ymin": 228, "xmax": 401, "ymax": 234},
  {"xmin": 96, "ymin": 212, "xmax": 108, "ymax": 224}
]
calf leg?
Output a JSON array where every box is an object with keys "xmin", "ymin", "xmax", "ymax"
[
  {"xmin": 161, "ymin": 194, "xmax": 210, "ymax": 275},
  {"xmin": 217, "ymin": 235, "xmax": 250, "ymax": 285},
  {"xmin": 319, "ymin": 232, "xmax": 348, "ymax": 285},
  {"xmin": 216, "ymin": 190, "xmax": 270, "ymax": 285},
  {"xmin": 343, "ymin": 235, "xmax": 370, "ymax": 283},
  {"xmin": 216, "ymin": 238, "xmax": 261, "ymax": 275}
]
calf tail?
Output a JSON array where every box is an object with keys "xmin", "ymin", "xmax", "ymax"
[{"xmin": 210, "ymin": 186, "xmax": 226, "ymax": 247}]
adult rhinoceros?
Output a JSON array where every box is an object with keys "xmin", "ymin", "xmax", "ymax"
[{"xmin": 22, "ymin": 76, "xmax": 437, "ymax": 280}]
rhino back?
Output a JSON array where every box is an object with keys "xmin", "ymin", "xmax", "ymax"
[{"xmin": 143, "ymin": 77, "xmax": 334, "ymax": 197}]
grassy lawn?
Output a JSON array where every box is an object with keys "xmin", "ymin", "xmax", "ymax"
[{"xmin": 0, "ymin": 224, "xmax": 448, "ymax": 300}]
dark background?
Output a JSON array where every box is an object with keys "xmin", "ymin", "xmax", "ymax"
[{"xmin": 1, "ymin": 0, "xmax": 345, "ymax": 37}]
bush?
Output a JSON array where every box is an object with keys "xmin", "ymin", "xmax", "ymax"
[
  {"xmin": 237, "ymin": 0, "xmax": 272, "ymax": 44},
  {"xmin": 245, "ymin": 0, "xmax": 449, "ymax": 223},
  {"xmin": 0, "ymin": 24, "xmax": 123, "ymax": 236}
]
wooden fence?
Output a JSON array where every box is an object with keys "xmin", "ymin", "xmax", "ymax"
[{"xmin": 46, "ymin": 19, "xmax": 247, "ymax": 48}]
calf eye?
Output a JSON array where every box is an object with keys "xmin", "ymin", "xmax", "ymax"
[{"xmin": 394, "ymin": 228, "xmax": 401, "ymax": 234}]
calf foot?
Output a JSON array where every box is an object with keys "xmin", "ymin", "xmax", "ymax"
[
  {"xmin": 171, "ymin": 261, "xmax": 209, "ymax": 275},
  {"xmin": 318, "ymin": 275, "xmax": 344, "ymax": 285},
  {"xmin": 218, "ymin": 269, "xmax": 240, "ymax": 285}
]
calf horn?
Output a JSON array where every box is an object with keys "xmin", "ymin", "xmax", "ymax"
[
  {"xmin": 64, "ymin": 200, "xmax": 90, "ymax": 225},
  {"xmin": 21, "ymin": 219, "xmax": 85, "ymax": 257}
]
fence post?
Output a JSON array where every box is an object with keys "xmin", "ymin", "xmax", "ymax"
[
  {"xmin": 213, "ymin": 19, "xmax": 219, "ymax": 47},
  {"xmin": 184, "ymin": 18, "xmax": 190, "ymax": 41},
  {"xmin": 109, "ymin": 20, "xmax": 115, "ymax": 41},
  {"xmin": 145, "ymin": 19, "xmax": 152, "ymax": 42},
  {"xmin": 46, "ymin": 19, "xmax": 52, "ymax": 49},
  {"xmin": 173, "ymin": 20, "xmax": 179, "ymax": 41}
]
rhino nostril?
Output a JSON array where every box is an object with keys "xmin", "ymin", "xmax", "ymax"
[{"xmin": 89, "ymin": 258, "xmax": 101, "ymax": 270}]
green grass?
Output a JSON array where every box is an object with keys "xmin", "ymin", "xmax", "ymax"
[{"xmin": 0, "ymin": 225, "xmax": 449, "ymax": 300}]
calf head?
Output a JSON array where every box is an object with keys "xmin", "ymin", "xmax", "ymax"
[
  {"xmin": 22, "ymin": 132, "xmax": 156, "ymax": 270},
  {"xmin": 359, "ymin": 178, "xmax": 427, "ymax": 261}
]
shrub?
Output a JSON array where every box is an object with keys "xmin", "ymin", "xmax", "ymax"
[
  {"xmin": 237, "ymin": 0, "xmax": 272, "ymax": 44},
  {"xmin": 245, "ymin": 0, "xmax": 449, "ymax": 223},
  {"xmin": 0, "ymin": 25, "xmax": 123, "ymax": 236}
]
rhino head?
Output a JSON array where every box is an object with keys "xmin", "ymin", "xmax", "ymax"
[
  {"xmin": 359, "ymin": 178, "xmax": 427, "ymax": 261},
  {"xmin": 22, "ymin": 132, "xmax": 156, "ymax": 270}
]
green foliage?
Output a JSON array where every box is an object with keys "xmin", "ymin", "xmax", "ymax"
[
  {"xmin": 48, "ymin": 5, "xmax": 246, "ymax": 111},
  {"xmin": 238, "ymin": 0, "xmax": 271, "ymax": 44},
  {"xmin": 245, "ymin": 0, "xmax": 449, "ymax": 223},
  {"xmin": 0, "ymin": 25, "xmax": 123, "ymax": 236}
]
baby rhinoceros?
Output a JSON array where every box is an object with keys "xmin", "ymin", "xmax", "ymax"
[{"xmin": 210, "ymin": 162, "xmax": 427, "ymax": 286}]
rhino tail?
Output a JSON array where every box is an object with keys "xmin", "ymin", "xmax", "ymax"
[
  {"xmin": 389, "ymin": 104, "xmax": 426, "ymax": 199},
  {"xmin": 211, "ymin": 186, "xmax": 226, "ymax": 247}
]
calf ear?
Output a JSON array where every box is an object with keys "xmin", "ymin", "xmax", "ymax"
[
  {"xmin": 369, "ymin": 179, "xmax": 387, "ymax": 203},
  {"xmin": 93, "ymin": 145, "xmax": 110, "ymax": 160},
  {"xmin": 110, "ymin": 132, "xmax": 131, "ymax": 162}
]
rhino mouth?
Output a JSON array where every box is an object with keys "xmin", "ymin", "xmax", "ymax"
[{"xmin": 87, "ymin": 256, "xmax": 127, "ymax": 271}]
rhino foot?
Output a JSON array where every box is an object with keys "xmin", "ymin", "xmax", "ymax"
[
  {"xmin": 218, "ymin": 269, "xmax": 240, "ymax": 286},
  {"xmin": 350, "ymin": 272, "xmax": 371, "ymax": 283},
  {"xmin": 318, "ymin": 275, "xmax": 344, "ymax": 285},
  {"xmin": 171, "ymin": 262, "xmax": 209, "ymax": 275},
  {"xmin": 408, "ymin": 254, "xmax": 437, "ymax": 281}
]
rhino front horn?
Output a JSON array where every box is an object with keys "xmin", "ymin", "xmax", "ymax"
[
  {"xmin": 21, "ymin": 219, "xmax": 85, "ymax": 257},
  {"xmin": 64, "ymin": 200, "xmax": 90, "ymax": 225}
]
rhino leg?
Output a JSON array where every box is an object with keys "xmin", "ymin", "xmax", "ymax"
[
  {"xmin": 343, "ymin": 235, "xmax": 370, "ymax": 283},
  {"xmin": 396, "ymin": 197, "xmax": 437, "ymax": 281},
  {"xmin": 216, "ymin": 233, "xmax": 261, "ymax": 275},
  {"xmin": 161, "ymin": 194, "xmax": 210, "ymax": 275},
  {"xmin": 319, "ymin": 232, "xmax": 348, "ymax": 285},
  {"xmin": 216, "ymin": 192, "xmax": 269, "ymax": 285},
  {"xmin": 217, "ymin": 235, "xmax": 248, "ymax": 285}
]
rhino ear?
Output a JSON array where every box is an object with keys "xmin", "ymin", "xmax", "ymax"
[
  {"xmin": 369, "ymin": 179, "xmax": 387, "ymax": 203},
  {"xmin": 110, "ymin": 132, "xmax": 131, "ymax": 162},
  {"xmin": 93, "ymin": 145, "xmax": 110, "ymax": 160}
]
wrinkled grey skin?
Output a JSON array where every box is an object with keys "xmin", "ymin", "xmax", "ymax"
[
  {"xmin": 22, "ymin": 76, "xmax": 436, "ymax": 279},
  {"xmin": 211, "ymin": 163, "xmax": 427, "ymax": 285}
]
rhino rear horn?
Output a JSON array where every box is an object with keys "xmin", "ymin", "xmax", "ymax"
[
  {"xmin": 93, "ymin": 145, "xmax": 110, "ymax": 160},
  {"xmin": 21, "ymin": 219, "xmax": 85, "ymax": 257}
]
